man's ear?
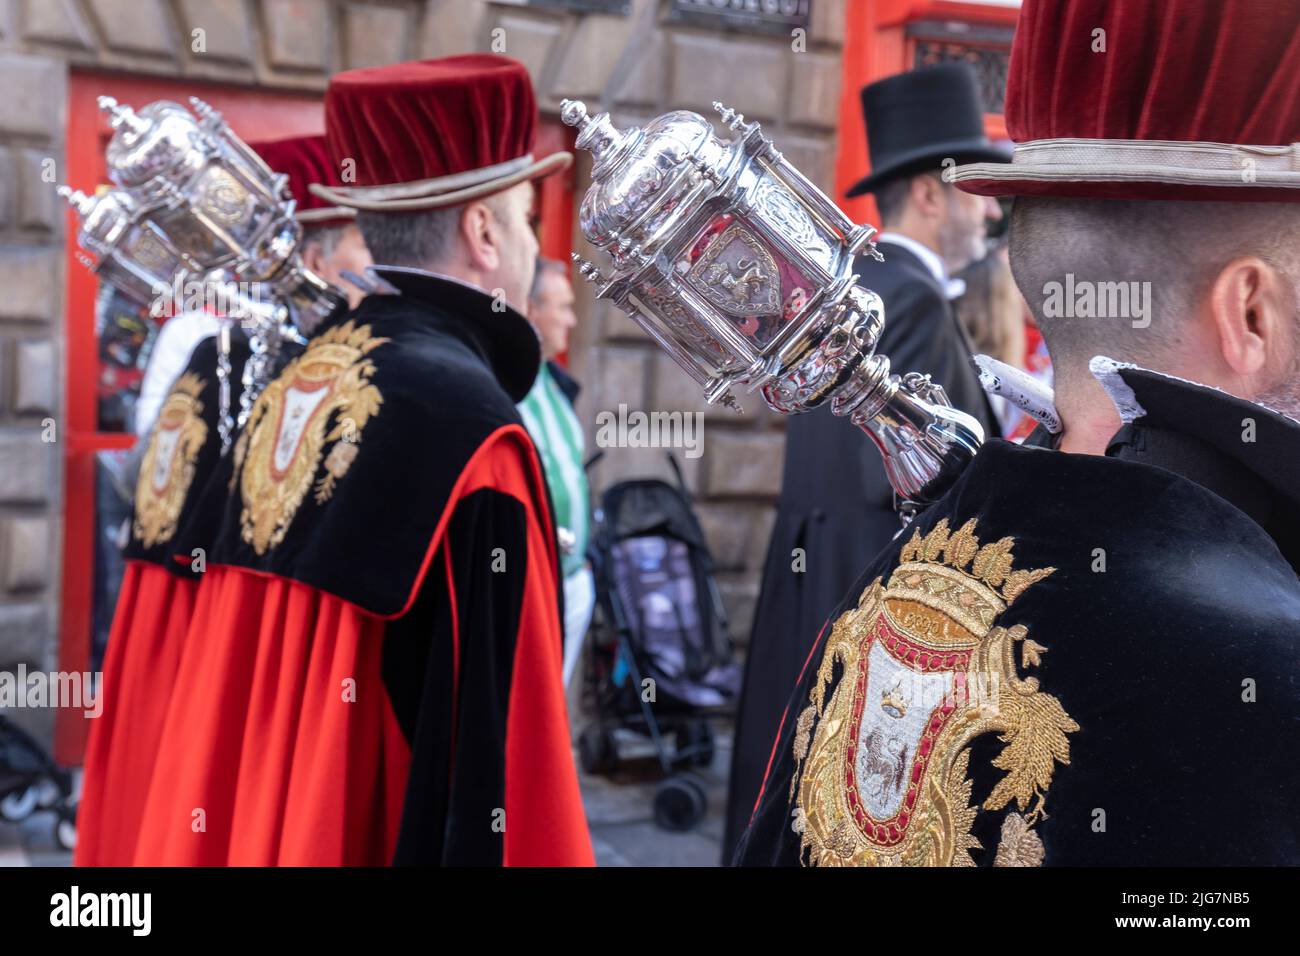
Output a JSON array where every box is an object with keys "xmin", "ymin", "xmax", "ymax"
[
  {"xmin": 1209, "ymin": 256, "xmax": 1289, "ymax": 379},
  {"xmin": 459, "ymin": 200, "xmax": 501, "ymax": 273},
  {"xmin": 910, "ymin": 174, "xmax": 945, "ymax": 220},
  {"xmin": 300, "ymin": 239, "xmax": 325, "ymax": 278}
]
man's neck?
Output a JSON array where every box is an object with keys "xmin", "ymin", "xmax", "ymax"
[
  {"xmin": 1055, "ymin": 376, "xmax": 1123, "ymax": 455},
  {"xmin": 877, "ymin": 227, "xmax": 967, "ymax": 299}
]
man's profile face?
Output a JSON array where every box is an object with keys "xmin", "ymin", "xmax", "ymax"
[
  {"xmin": 486, "ymin": 182, "xmax": 540, "ymax": 314},
  {"xmin": 529, "ymin": 268, "xmax": 578, "ymax": 359},
  {"xmin": 305, "ymin": 223, "xmax": 373, "ymax": 309},
  {"xmin": 938, "ymin": 182, "xmax": 1000, "ymax": 273}
]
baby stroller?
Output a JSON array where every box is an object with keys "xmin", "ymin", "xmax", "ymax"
[
  {"xmin": 0, "ymin": 715, "xmax": 77, "ymax": 851},
  {"xmin": 580, "ymin": 455, "xmax": 742, "ymax": 832}
]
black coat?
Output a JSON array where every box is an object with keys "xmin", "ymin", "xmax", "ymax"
[
  {"xmin": 735, "ymin": 366, "xmax": 1300, "ymax": 865},
  {"xmin": 722, "ymin": 240, "xmax": 997, "ymax": 859}
]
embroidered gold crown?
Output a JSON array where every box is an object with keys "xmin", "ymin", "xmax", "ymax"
[
  {"xmin": 896, "ymin": 518, "xmax": 1054, "ymax": 605},
  {"xmin": 168, "ymin": 371, "xmax": 206, "ymax": 402},
  {"xmin": 883, "ymin": 518, "xmax": 1055, "ymax": 640}
]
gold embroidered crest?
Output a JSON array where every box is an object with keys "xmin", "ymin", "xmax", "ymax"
[
  {"xmin": 236, "ymin": 320, "xmax": 388, "ymax": 555},
  {"xmin": 133, "ymin": 372, "xmax": 209, "ymax": 548},
  {"xmin": 792, "ymin": 518, "xmax": 1075, "ymax": 867}
]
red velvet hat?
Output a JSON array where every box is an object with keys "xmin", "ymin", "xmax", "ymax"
[
  {"xmin": 953, "ymin": 0, "xmax": 1300, "ymax": 202},
  {"xmin": 251, "ymin": 134, "xmax": 355, "ymax": 228},
  {"xmin": 310, "ymin": 53, "xmax": 571, "ymax": 212}
]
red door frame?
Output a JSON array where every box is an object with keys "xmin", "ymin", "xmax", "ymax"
[
  {"xmin": 534, "ymin": 119, "xmax": 578, "ymax": 269},
  {"xmin": 835, "ymin": 0, "xmax": 1019, "ymax": 229},
  {"xmin": 533, "ymin": 118, "xmax": 579, "ymax": 366},
  {"xmin": 58, "ymin": 72, "xmax": 577, "ymax": 764}
]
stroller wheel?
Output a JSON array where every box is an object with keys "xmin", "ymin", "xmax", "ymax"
[
  {"xmin": 54, "ymin": 812, "xmax": 77, "ymax": 852},
  {"xmin": 653, "ymin": 775, "xmax": 706, "ymax": 832},
  {"xmin": 0, "ymin": 785, "xmax": 39, "ymax": 822},
  {"xmin": 578, "ymin": 725, "xmax": 617, "ymax": 775}
]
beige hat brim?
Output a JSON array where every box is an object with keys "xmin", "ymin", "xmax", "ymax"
[
  {"xmin": 308, "ymin": 152, "xmax": 573, "ymax": 212},
  {"xmin": 950, "ymin": 137, "xmax": 1300, "ymax": 194},
  {"xmin": 296, "ymin": 206, "xmax": 356, "ymax": 224}
]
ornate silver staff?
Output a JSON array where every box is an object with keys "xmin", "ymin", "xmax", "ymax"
[
  {"xmin": 562, "ymin": 100, "xmax": 984, "ymax": 516},
  {"xmin": 61, "ymin": 96, "xmax": 345, "ymax": 449}
]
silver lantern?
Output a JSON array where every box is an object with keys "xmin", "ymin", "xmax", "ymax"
[
  {"xmin": 561, "ymin": 99, "xmax": 984, "ymax": 516},
  {"xmin": 61, "ymin": 95, "xmax": 346, "ymax": 449}
]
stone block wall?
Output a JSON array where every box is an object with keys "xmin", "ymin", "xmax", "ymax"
[{"xmin": 0, "ymin": 40, "xmax": 65, "ymax": 741}]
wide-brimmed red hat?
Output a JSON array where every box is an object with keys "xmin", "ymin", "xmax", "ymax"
[
  {"xmin": 952, "ymin": 0, "xmax": 1300, "ymax": 201},
  {"xmin": 310, "ymin": 53, "xmax": 571, "ymax": 212},
  {"xmin": 251, "ymin": 134, "xmax": 356, "ymax": 228}
]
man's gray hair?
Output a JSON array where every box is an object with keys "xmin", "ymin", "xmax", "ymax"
[
  {"xmin": 873, "ymin": 175, "xmax": 915, "ymax": 226},
  {"xmin": 1008, "ymin": 196, "xmax": 1300, "ymax": 392},
  {"xmin": 873, "ymin": 172, "xmax": 971, "ymax": 227},
  {"xmin": 302, "ymin": 222, "xmax": 351, "ymax": 260},
  {"xmin": 529, "ymin": 256, "xmax": 568, "ymax": 302},
  {"xmin": 355, "ymin": 193, "xmax": 513, "ymax": 269},
  {"xmin": 355, "ymin": 208, "xmax": 462, "ymax": 268}
]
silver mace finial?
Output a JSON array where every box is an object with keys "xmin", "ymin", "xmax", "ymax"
[
  {"xmin": 713, "ymin": 101, "xmax": 748, "ymax": 133},
  {"xmin": 571, "ymin": 252, "xmax": 605, "ymax": 285},
  {"xmin": 189, "ymin": 96, "xmax": 221, "ymax": 123},
  {"xmin": 57, "ymin": 185, "xmax": 95, "ymax": 217},
  {"xmin": 559, "ymin": 99, "xmax": 590, "ymax": 131},
  {"xmin": 98, "ymin": 96, "xmax": 149, "ymax": 135}
]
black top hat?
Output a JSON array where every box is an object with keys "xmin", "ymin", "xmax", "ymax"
[{"xmin": 846, "ymin": 63, "xmax": 1010, "ymax": 198}]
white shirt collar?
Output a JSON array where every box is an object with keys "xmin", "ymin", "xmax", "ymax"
[{"xmin": 877, "ymin": 232, "xmax": 966, "ymax": 300}]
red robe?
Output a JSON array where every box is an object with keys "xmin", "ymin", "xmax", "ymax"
[
  {"xmin": 76, "ymin": 336, "xmax": 244, "ymax": 866},
  {"xmin": 75, "ymin": 564, "xmax": 196, "ymax": 865}
]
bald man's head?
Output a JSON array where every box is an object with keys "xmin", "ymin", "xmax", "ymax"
[{"xmin": 1009, "ymin": 196, "xmax": 1300, "ymax": 419}]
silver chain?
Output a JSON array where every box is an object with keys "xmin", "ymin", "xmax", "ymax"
[
  {"xmin": 215, "ymin": 321, "xmax": 234, "ymax": 453},
  {"xmin": 239, "ymin": 326, "xmax": 270, "ymax": 430}
]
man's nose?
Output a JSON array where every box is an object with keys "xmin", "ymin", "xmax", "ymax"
[{"xmin": 984, "ymin": 196, "xmax": 1003, "ymax": 221}]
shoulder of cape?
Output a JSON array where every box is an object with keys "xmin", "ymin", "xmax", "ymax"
[
  {"xmin": 207, "ymin": 308, "xmax": 547, "ymax": 618},
  {"xmin": 122, "ymin": 330, "xmax": 250, "ymax": 570},
  {"xmin": 891, "ymin": 439, "xmax": 1300, "ymax": 626},
  {"xmin": 777, "ymin": 448, "xmax": 1300, "ymax": 871}
]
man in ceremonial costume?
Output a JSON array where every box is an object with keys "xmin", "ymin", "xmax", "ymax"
[
  {"xmin": 736, "ymin": 0, "xmax": 1300, "ymax": 866},
  {"xmin": 135, "ymin": 55, "xmax": 593, "ymax": 866},
  {"xmin": 724, "ymin": 64, "xmax": 1006, "ymax": 860},
  {"xmin": 76, "ymin": 134, "xmax": 364, "ymax": 866},
  {"xmin": 254, "ymin": 134, "xmax": 374, "ymax": 311}
]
